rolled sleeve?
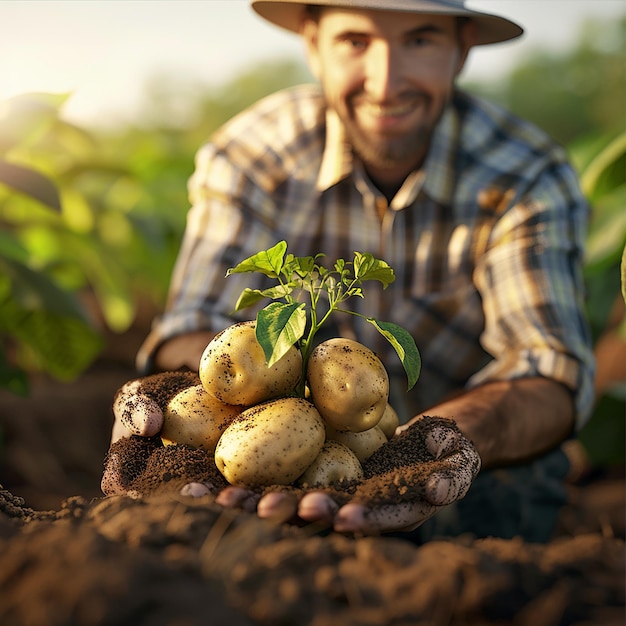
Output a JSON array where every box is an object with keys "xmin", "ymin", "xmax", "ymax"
[{"xmin": 469, "ymin": 164, "xmax": 595, "ymax": 429}]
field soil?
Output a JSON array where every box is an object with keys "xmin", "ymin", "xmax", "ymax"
[{"xmin": 0, "ymin": 327, "xmax": 624, "ymax": 626}]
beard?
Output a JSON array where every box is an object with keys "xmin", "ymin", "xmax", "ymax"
[
  {"xmin": 336, "ymin": 91, "xmax": 446, "ymax": 173},
  {"xmin": 345, "ymin": 119, "xmax": 433, "ymax": 171}
]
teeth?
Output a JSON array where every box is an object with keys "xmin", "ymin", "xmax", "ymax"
[{"xmin": 363, "ymin": 103, "xmax": 412, "ymax": 116}]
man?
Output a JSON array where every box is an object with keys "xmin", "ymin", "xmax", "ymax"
[{"xmin": 105, "ymin": 0, "xmax": 595, "ymax": 542}]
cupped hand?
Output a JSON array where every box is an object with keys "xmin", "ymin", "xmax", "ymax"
[
  {"xmin": 103, "ymin": 371, "xmax": 200, "ymax": 495},
  {"xmin": 104, "ymin": 378, "xmax": 480, "ymax": 537},
  {"xmin": 213, "ymin": 417, "xmax": 481, "ymax": 535}
]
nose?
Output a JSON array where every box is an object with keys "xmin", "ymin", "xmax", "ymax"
[{"xmin": 363, "ymin": 41, "xmax": 402, "ymax": 102}]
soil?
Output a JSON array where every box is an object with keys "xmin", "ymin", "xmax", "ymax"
[{"xmin": 0, "ymin": 327, "xmax": 624, "ymax": 626}]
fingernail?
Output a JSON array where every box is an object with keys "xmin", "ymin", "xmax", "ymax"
[
  {"xmin": 257, "ymin": 492, "xmax": 295, "ymax": 521},
  {"xmin": 334, "ymin": 506, "xmax": 366, "ymax": 532},
  {"xmin": 215, "ymin": 487, "xmax": 250, "ymax": 508},
  {"xmin": 180, "ymin": 482, "xmax": 212, "ymax": 497},
  {"xmin": 298, "ymin": 492, "xmax": 338, "ymax": 523}
]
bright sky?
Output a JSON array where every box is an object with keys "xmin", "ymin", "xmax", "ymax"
[{"xmin": 1, "ymin": 0, "xmax": 624, "ymax": 127}]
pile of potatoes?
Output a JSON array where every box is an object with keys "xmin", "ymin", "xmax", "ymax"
[{"xmin": 161, "ymin": 320, "xmax": 399, "ymax": 488}]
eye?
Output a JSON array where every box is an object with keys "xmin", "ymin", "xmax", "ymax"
[
  {"xmin": 404, "ymin": 26, "xmax": 445, "ymax": 49},
  {"xmin": 336, "ymin": 34, "xmax": 369, "ymax": 52},
  {"xmin": 407, "ymin": 35, "xmax": 432, "ymax": 48},
  {"xmin": 350, "ymin": 39, "xmax": 367, "ymax": 49}
]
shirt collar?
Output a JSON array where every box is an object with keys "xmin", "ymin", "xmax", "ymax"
[
  {"xmin": 316, "ymin": 108, "xmax": 352, "ymax": 191},
  {"xmin": 420, "ymin": 98, "xmax": 460, "ymax": 209}
]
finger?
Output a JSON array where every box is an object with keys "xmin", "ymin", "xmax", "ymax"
[
  {"xmin": 424, "ymin": 424, "xmax": 461, "ymax": 459},
  {"xmin": 180, "ymin": 482, "xmax": 215, "ymax": 497},
  {"xmin": 215, "ymin": 486, "xmax": 260, "ymax": 513},
  {"xmin": 111, "ymin": 417, "xmax": 133, "ymax": 445},
  {"xmin": 297, "ymin": 491, "xmax": 339, "ymax": 525},
  {"xmin": 424, "ymin": 443, "xmax": 482, "ymax": 506},
  {"xmin": 333, "ymin": 501, "xmax": 438, "ymax": 534},
  {"xmin": 100, "ymin": 452, "xmax": 127, "ymax": 496},
  {"xmin": 394, "ymin": 417, "xmax": 459, "ymax": 458},
  {"xmin": 113, "ymin": 380, "xmax": 163, "ymax": 438},
  {"xmin": 257, "ymin": 492, "xmax": 299, "ymax": 524}
]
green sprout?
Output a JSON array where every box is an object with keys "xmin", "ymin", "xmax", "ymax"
[{"xmin": 226, "ymin": 240, "xmax": 421, "ymax": 397}]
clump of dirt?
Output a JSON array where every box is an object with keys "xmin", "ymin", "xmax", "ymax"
[
  {"xmin": 125, "ymin": 370, "xmax": 201, "ymax": 409},
  {"xmin": 104, "ymin": 435, "xmax": 230, "ymax": 496}
]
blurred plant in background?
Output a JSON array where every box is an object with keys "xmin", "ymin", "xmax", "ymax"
[
  {"xmin": 570, "ymin": 132, "xmax": 626, "ymax": 469},
  {"xmin": 0, "ymin": 60, "xmax": 311, "ymax": 395},
  {"xmin": 0, "ymin": 93, "xmax": 104, "ymax": 394},
  {"xmin": 467, "ymin": 16, "xmax": 625, "ymax": 146}
]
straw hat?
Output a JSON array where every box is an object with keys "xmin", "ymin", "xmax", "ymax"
[{"xmin": 251, "ymin": 0, "xmax": 523, "ymax": 46}]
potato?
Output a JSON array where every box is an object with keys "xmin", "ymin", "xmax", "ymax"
[
  {"xmin": 326, "ymin": 424, "xmax": 387, "ymax": 462},
  {"xmin": 307, "ymin": 338, "xmax": 389, "ymax": 432},
  {"xmin": 298, "ymin": 440, "xmax": 364, "ymax": 488},
  {"xmin": 377, "ymin": 403, "xmax": 400, "ymax": 439},
  {"xmin": 199, "ymin": 320, "xmax": 302, "ymax": 406},
  {"xmin": 214, "ymin": 397, "xmax": 325, "ymax": 486},
  {"xmin": 161, "ymin": 384, "xmax": 241, "ymax": 451}
]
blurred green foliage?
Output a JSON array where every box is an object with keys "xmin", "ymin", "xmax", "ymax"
[
  {"xmin": 0, "ymin": 18, "xmax": 624, "ymax": 466},
  {"xmin": 0, "ymin": 60, "xmax": 311, "ymax": 393},
  {"xmin": 465, "ymin": 16, "xmax": 625, "ymax": 146},
  {"xmin": 570, "ymin": 132, "xmax": 626, "ymax": 467},
  {"xmin": 0, "ymin": 93, "xmax": 103, "ymax": 393}
]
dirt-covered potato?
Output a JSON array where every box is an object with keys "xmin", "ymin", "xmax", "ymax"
[
  {"xmin": 214, "ymin": 397, "xmax": 325, "ymax": 486},
  {"xmin": 307, "ymin": 338, "xmax": 389, "ymax": 432},
  {"xmin": 326, "ymin": 424, "xmax": 388, "ymax": 462},
  {"xmin": 199, "ymin": 320, "xmax": 302, "ymax": 406},
  {"xmin": 377, "ymin": 403, "xmax": 400, "ymax": 439},
  {"xmin": 161, "ymin": 384, "xmax": 241, "ymax": 451},
  {"xmin": 298, "ymin": 440, "xmax": 364, "ymax": 488}
]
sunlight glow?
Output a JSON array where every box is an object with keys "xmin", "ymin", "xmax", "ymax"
[{"xmin": 1, "ymin": 0, "xmax": 623, "ymax": 127}]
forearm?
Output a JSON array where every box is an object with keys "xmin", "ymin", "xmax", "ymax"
[
  {"xmin": 153, "ymin": 330, "xmax": 217, "ymax": 372},
  {"xmin": 413, "ymin": 377, "xmax": 575, "ymax": 469}
]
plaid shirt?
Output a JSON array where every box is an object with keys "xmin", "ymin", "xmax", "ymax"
[{"xmin": 138, "ymin": 84, "xmax": 595, "ymax": 427}]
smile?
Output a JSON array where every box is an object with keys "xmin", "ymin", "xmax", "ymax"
[{"xmin": 361, "ymin": 102, "xmax": 414, "ymax": 117}]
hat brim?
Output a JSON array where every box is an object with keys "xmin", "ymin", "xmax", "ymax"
[{"xmin": 251, "ymin": 0, "xmax": 523, "ymax": 46}]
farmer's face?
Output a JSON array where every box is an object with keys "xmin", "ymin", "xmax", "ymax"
[{"xmin": 303, "ymin": 9, "xmax": 474, "ymax": 185}]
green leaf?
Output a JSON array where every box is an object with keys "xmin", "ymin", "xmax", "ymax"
[
  {"xmin": 256, "ymin": 301, "xmax": 306, "ymax": 368},
  {"xmin": 367, "ymin": 319, "xmax": 421, "ymax": 390},
  {"xmin": 233, "ymin": 288, "xmax": 267, "ymax": 311},
  {"xmin": 83, "ymin": 251, "xmax": 135, "ymax": 333},
  {"xmin": 0, "ymin": 231, "xmax": 29, "ymax": 264},
  {"xmin": 4, "ymin": 304, "xmax": 102, "ymax": 381},
  {"xmin": 226, "ymin": 240, "xmax": 287, "ymax": 279},
  {"xmin": 0, "ymin": 159, "xmax": 62, "ymax": 211},
  {"xmin": 580, "ymin": 132, "xmax": 626, "ymax": 200},
  {"xmin": 353, "ymin": 252, "xmax": 396, "ymax": 286},
  {"xmin": 291, "ymin": 255, "xmax": 317, "ymax": 277},
  {"xmin": 585, "ymin": 188, "xmax": 626, "ymax": 270},
  {"xmin": 233, "ymin": 284, "xmax": 296, "ymax": 312},
  {"xmin": 0, "ymin": 257, "xmax": 89, "ymax": 321}
]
